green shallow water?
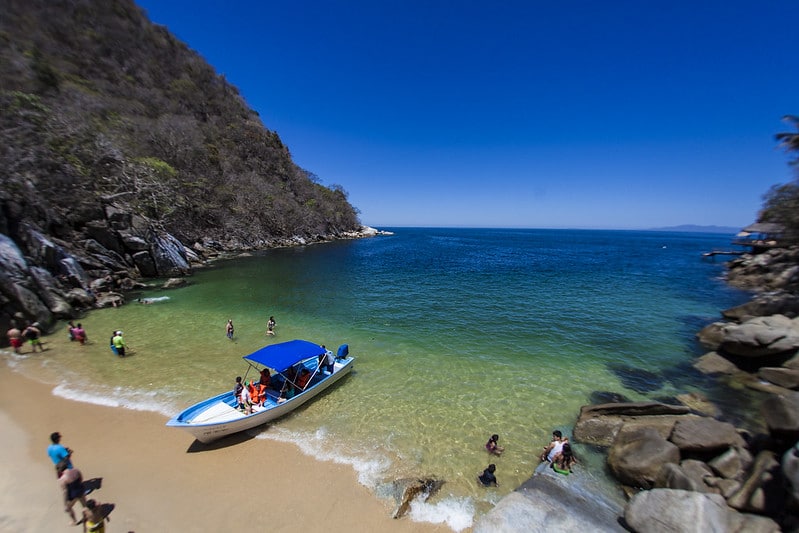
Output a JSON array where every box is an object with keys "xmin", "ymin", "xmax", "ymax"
[{"xmin": 2, "ymin": 228, "xmax": 757, "ymax": 529}]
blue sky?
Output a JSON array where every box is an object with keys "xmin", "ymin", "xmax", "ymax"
[{"xmin": 136, "ymin": 0, "xmax": 798, "ymax": 229}]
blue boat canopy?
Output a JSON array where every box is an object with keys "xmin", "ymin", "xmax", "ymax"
[{"xmin": 243, "ymin": 339, "xmax": 325, "ymax": 371}]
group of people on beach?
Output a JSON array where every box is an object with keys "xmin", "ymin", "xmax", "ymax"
[
  {"xmin": 477, "ymin": 429, "xmax": 578, "ymax": 487},
  {"xmin": 47, "ymin": 431, "xmax": 111, "ymax": 531},
  {"xmin": 5, "ymin": 321, "xmax": 45, "ymax": 353},
  {"xmin": 225, "ymin": 315, "xmax": 277, "ymax": 341}
]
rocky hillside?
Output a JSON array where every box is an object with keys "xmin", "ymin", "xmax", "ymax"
[{"xmin": 0, "ymin": 0, "xmax": 367, "ymax": 338}]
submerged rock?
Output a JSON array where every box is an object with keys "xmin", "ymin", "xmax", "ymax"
[{"xmin": 390, "ymin": 477, "xmax": 444, "ymax": 519}]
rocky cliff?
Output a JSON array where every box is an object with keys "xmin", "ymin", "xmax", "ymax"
[{"xmin": 1, "ymin": 0, "xmax": 367, "ymax": 338}]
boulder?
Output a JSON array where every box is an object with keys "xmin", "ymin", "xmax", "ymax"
[
  {"xmin": 719, "ymin": 315, "xmax": 799, "ymax": 358},
  {"xmin": 623, "ymin": 489, "xmax": 779, "ymax": 533},
  {"xmin": 653, "ymin": 463, "xmax": 705, "ymax": 492},
  {"xmin": 707, "ymin": 447, "xmax": 753, "ymax": 480},
  {"xmin": 783, "ymin": 441, "xmax": 799, "ymax": 505},
  {"xmin": 29, "ymin": 266, "xmax": 72, "ymax": 317},
  {"xmin": 675, "ymin": 392, "xmax": 720, "ymax": 417},
  {"xmin": 473, "ymin": 462, "xmax": 624, "ymax": 533},
  {"xmin": 389, "ymin": 478, "xmax": 444, "ymax": 519},
  {"xmin": 151, "ymin": 233, "xmax": 190, "ymax": 276},
  {"xmin": 693, "ymin": 352, "xmax": 740, "ymax": 375},
  {"xmin": 669, "ymin": 418, "xmax": 746, "ymax": 454},
  {"xmin": 697, "ymin": 322, "xmax": 725, "ymax": 350},
  {"xmin": 163, "ymin": 278, "xmax": 188, "ymax": 289},
  {"xmin": 574, "ymin": 402, "xmax": 692, "ymax": 447},
  {"xmin": 726, "ymin": 451, "xmax": 784, "ymax": 515},
  {"xmin": 132, "ymin": 251, "xmax": 157, "ymax": 277},
  {"xmin": 758, "ymin": 367, "xmax": 799, "ymax": 390},
  {"xmin": 760, "ymin": 392, "xmax": 799, "ymax": 440},
  {"xmin": 608, "ymin": 427, "xmax": 681, "ymax": 489},
  {"xmin": 722, "ymin": 291, "xmax": 799, "ymax": 321}
]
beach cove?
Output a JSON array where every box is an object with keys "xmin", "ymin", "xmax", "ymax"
[{"xmin": 0, "ymin": 228, "xmax": 757, "ymax": 530}]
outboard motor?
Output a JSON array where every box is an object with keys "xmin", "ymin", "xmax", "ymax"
[{"xmin": 337, "ymin": 344, "xmax": 349, "ymax": 360}]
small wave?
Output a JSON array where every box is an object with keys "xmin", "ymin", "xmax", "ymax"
[
  {"xmin": 52, "ymin": 383, "xmax": 177, "ymax": 417},
  {"xmin": 254, "ymin": 426, "xmax": 391, "ymax": 487},
  {"xmin": 408, "ymin": 496, "xmax": 474, "ymax": 532}
]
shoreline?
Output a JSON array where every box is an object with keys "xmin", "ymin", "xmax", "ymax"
[{"xmin": 0, "ymin": 363, "xmax": 449, "ymax": 532}]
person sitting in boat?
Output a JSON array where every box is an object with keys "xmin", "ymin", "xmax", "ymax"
[
  {"xmin": 296, "ymin": 368, "xmax": 311, "ymax": 390},
  {"xmin": 248, "ymin": 379, "xmax": 265, "ymax": 407},
  {"xmin": 259, "ymin": 368, "xmax": 271, "ymax": 388},
  {"xmin": 239, "ymin": 382, "xmax": 253, "ymax": 414},
  {"xmin": 552, "ymin": 442, "xmax": 578, "ymax": 473}
]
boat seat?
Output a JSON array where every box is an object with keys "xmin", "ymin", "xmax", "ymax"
[{"xmin": 193, "ymin": 401, "xmax": 246, "ymax": 423}]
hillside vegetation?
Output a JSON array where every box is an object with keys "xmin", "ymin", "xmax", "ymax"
[{"xmin": 0, "ymin": 0, "xmax": 360, "ymax": 247}]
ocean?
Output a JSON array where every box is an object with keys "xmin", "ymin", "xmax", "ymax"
[{"xmin": 3, "ymin": 228, "xmax": 757, "ymax": 530}]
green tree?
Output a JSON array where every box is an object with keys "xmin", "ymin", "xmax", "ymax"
[{"xmin": 759, "ymin": 116, "xmax": 799, "ymax": 242}]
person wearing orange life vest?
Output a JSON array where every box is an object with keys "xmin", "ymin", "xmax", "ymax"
[{"xmin": 248, "ymin": 380, "xmax": 265, "ymax": 407}]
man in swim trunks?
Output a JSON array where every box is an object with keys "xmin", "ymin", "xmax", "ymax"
[
  {"xmin": 57, "ymin": 460, "xmax": 87, "ymax": 525},
  {"xmin": 23, "ymin": 322, "xmax": 44, "ymax": 352},
  {"xmin": 6, "ymin": 324, "xmax": 23, "ymax": 353}
]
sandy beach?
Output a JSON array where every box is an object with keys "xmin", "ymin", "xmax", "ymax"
[{"xmin": 0, "ymin": 364, "xmax": 450, "ymax": 533}]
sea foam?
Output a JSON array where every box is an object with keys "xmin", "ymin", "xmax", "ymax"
[{"xmin": 52, "ymin": 383, "xmax": 177, "ymax": 417}]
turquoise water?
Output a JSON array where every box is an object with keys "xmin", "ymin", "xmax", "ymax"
[{"xmin": 3, "ymin": 228, "xmax": 755, "ymax": 529}]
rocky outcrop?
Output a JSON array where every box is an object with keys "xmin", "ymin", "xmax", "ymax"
[
  {"xmin": 473, "ymin": 462, "xmax": 624, "ymax": 533},
  {"xmin": 623, "ymin": 489, "xmax": 780, "ymax": 533},
  {"xmin": 726, "ymin": 247, "xmax": 799, "ymax": 294}
]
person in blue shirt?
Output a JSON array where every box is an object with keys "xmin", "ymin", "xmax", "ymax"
[{"xmin": 47, "ymin": 431, "xmax": 73, "ymax": 477}]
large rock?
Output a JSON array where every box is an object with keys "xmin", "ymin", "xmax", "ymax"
[
  {"xmin": 623, "ymin": 489, "xmax": 780, "ymax": 533},
  {"xmin": 389, "ymin": 478, "xmax": 444, "ymax": 519},
  {"xmin": 151, "ymin": 232, "xmax": 190, "ymax": 276},
  {"xmin": 707, "ymin": 446, "xmax": 753, "ymax": 481},
  {"xmin": 573, "ymin": 402, "xmax": 691, "ymax": 447},
  {"xmin": 723, "ymin": 291, "xmax": 799, "ymax": 321},
  {"xmin": 653, "ymin": 462, "xmax": 706, "ymax": 492},
  {"xmin": 758, "ymin": 367, "xmax": 799, "ymax": 389},
  {"xmin": 784, "ymin": 441, "xmax": 799, "ymax": 505},
  {"xmin": 608, "ymin": 427, "xmax": 681, "ymax": 489},
  {"xmin": 693, "ymin": 352, "xmax": 740, "ymax": 375},
  {"xmin": 473, "ymin": 462, "xmax": 624, "ymax": 533},
  {"xmin": 760, "ymin": 392, "xmax": 799, "ymax": 440},
  {"xmin": 726, "ymin": 451, "xmax": 784, "ymax": 515},
  {"xmin": 669, "ymin": 418, "xmax": 746, "ymax": 454},
  {"xmin": 719, "ymin": 315, "xmax": 799, "ymax": 358}
]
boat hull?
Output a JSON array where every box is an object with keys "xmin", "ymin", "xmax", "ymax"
[{"xmin": 166, "ymin": 357, "xmax": 354, "ymax": 443}]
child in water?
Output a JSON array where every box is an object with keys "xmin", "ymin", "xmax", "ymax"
[
  {"xmin": 485, "ymin": 434, "xmax": 505, "ymax": 456},
  {"xmin": 478, "ymin": 463, "xmax": 498, "ymax": 487}
]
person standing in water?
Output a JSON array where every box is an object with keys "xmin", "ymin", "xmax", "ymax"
[
  {"xmin": 6, "ymin": 323, "xmax": 23, "ymax": 354},
  {"xmin": 112, "ymin": 331, "xmax": 126, "ymax": 357},
  {"xmin": 226, "ymin": 319, "xmax": 234, "ymax": 340},
  {"xmin": 266, "ymin": 316, "xmax": 276, "ymax": 336}
]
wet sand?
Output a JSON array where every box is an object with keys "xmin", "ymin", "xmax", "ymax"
[{"xmin": 0, "ymin": 364, "xmax": 449, "ymax": 532}]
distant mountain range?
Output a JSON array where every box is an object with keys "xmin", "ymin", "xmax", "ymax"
[{"xmin": 646, "ymin": 224, "xmax": 741, "ymax": 234}]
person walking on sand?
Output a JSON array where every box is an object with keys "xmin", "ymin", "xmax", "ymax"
[
  {"xmin": 226, "ymin": 319, "xmax": 234, "ymax": 340},
  {"xmin": 266, "ymin": 316, "xmax": 276, "ymax": 336},
  {"xmin": 47, "ymin": 431, "xmax": 73, "ymax": 475},
  {"xmin": 6, "ymin": 323, "xmax": 23, "ymax": 354},
  {"xmin": 57, "ymin": 460, "xmax": 87, "ymax": 526},
  {"xmin": 112, "ymin": 331, "xmax": 126, "ymax": 357},
  {"xmin": 23, "ymin": 322, "xmax": 44, "ymax": 352},
  {"xmin": 82, "ymin": 499, "xmax": 110, "ymax": 533}
]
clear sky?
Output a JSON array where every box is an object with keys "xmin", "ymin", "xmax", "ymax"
[{"xmin": 135, "ymin": 0, "xmax": 798, "ymax": 229}]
